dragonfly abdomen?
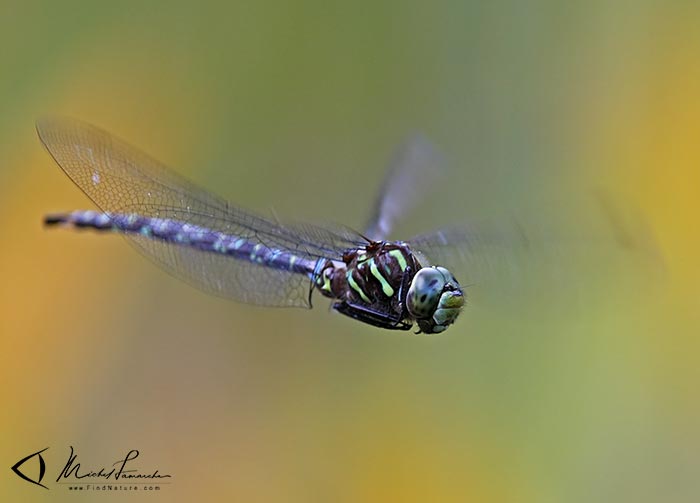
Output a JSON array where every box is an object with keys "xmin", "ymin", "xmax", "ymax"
[{"xmin": 45, "ymin": 210, "xmax": 318, "ymax": 276}]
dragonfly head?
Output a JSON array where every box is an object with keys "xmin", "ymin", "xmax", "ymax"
[{"xmin": 406, "ymin": 266, "xmax": 465, "ymax": 334}]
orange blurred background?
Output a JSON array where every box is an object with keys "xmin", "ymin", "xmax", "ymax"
[{"xmin": 0, "ymin": 2, "xmax": 698, "ymax": 502}]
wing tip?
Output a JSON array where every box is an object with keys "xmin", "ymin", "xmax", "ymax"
[{"xmin": 36, "ymin": 114, "xmax": 70, "ymax": 147}]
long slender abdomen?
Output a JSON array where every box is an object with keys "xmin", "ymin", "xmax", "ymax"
[{"xmin": 44, "ymin": 210, "xmax": 317, "ymax": 276}]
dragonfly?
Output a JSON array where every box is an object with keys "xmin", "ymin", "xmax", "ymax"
[{"xmin": 40, "ymin": 117, "xmax": 483, "ymax": 334}]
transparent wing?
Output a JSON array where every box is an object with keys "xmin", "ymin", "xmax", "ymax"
[
  {"xmin": 407, "ymin": 222, "xmax": 532, "ymax": 287},
  {"xmin": 407, "ymin": 212, "xmax": 663, "ymax": 309},
  {"xmin": 406, "ymin": 220, "xmax": 600, "ymax": 311},
  {"xmin": 364, "ymin": 133, "xmax": 445, "ymax": 241},
  {"xmin": 128, "ymin": 234, "xmax": 314, "ymax": 307},
  {"xmin": 38, "ymin": 116, "xmax": 365, "ymax": 307}
]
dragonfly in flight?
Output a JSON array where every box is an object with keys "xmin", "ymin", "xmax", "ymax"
[{"xmin": 40, "ymin": 118, "xmax": 492, "ymax": 334}]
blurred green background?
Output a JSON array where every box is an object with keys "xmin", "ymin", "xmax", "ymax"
[{"xmin": 1, "ymin": 1, "xmax": 698, "ymax": 502}]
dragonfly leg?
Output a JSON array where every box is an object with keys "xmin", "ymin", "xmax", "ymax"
[{"xmin": 333, "ymin": 301, "xmax": 412, "ymax": 331}]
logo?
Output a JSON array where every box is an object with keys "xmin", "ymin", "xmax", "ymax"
[
  {"xmin": 11, "ymin": 447, "xmax": 49, "ymax": 489},
  {"xmin": 11, "ymin": 446, "xmax": 171, "ymax": 492}
]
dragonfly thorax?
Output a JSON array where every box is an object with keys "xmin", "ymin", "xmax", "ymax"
[{"xmin": 315, "ymin": 241, "xmax": 464, "ymax": 334}]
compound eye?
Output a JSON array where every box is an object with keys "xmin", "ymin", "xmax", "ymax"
[
  {"xmin": 435, "ymin": 266, "xmax": 459, "ymax": 286},
  {"xmin": 406, "ymin": 268, "xmax": 446, "ymax": 320}
]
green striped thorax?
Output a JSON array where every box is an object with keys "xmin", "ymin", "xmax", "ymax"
[{"xmin": 406, "ymin": 266, "xmax": 465, "ymax": 334}]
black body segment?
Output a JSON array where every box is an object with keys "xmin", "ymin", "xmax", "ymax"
[
  {"xmin": 45, "ymin": 210, "xmax": 318, "ymax": 276},
  {"xmin": 47, "ymin": 211, "xmax": 429, "ymax": 330},
  {"xmin": 314, "ymin": 241, "xmax": 424, "ymax": 330}
]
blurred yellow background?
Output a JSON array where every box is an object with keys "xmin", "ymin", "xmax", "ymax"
[{"xmin": 0, "ymin": 1, "xmax": 698, "ymax": 502}]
